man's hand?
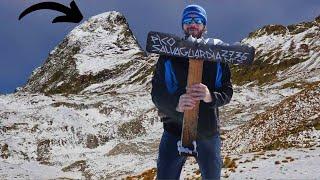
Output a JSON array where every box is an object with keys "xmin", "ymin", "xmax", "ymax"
[
  {"xmin": 187, "ymin": 83, "xmax": 212, "ymax": 103},
  {"xmin": 176, "ymin": 83, "xmax": 212, "ymax": 112},
  {"xmin": 176, "ymin": 94, "xmax": 196, "ymax": 112}
]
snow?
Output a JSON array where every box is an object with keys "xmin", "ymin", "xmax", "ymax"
[
  {"xmin": 0, "ymin": 161, "xmax": 82, "ymax": 179},
  {"xmin": 0, "ymin": 94, "xmax": 318, "ymax": 177},
  {"xmin": 65, "ymin": 11, "xmax": 142, "ymax": 75},
  {"xmin": 222, "ymin": 147, "xmax": 320, "ymax": 179},
  {"xmin": 243, "ymin": 26, "xmax": 318, "ymax": 53},
  {"xmin": 80, "ymin": 56, "xmax": 154, "ymax": 94},
  {"xmin": 244, "ymin": 33, "xmax": 287, "ymax": 55},
  {"xmin": 243, "ymin": 25, "xmax": 319, "ymax": 64},
  {"xmin": 220, "ymin": 84, "xmax": 301, "ymax": 129},
  {"xmin": 178, "ymin": 147, "xmax": 320, "ymax": 179},
  {"xmin": 282, "ymin": 52, "xmax": 320, "ymax": 77},
  {"xmin": 74, "ymin": 47, "xmax": 139, "ymax": 75},
  {"xmin": 0, "ymin": 92, "xmax": 161, "ymax": 179}
]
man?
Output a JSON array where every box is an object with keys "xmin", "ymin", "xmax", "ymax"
[{"xmin": 151, "ymin": 4, "xmax": 233, "ymax": 180}]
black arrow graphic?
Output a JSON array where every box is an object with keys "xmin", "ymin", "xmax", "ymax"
[{"xmin": 19, "ymin": 1, "xmax": 83, "ymax": 23}]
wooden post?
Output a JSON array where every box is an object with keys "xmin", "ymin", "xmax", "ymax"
[{"xmin": 181, "ymin": 59, "xmax": 203, "ymax": 148}]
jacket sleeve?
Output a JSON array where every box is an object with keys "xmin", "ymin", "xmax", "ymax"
[
  {"xmin": 151, "ymin": 56, "xmax": 184, "ymax": 123},
  {"xmin": 208, "ymin": 63, "xmax": 233, "ymax": 108}
]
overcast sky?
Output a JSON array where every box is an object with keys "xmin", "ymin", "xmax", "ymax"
[{"xmin": 0, "ymin": 0, "xmax": 319, "ymax": 93}]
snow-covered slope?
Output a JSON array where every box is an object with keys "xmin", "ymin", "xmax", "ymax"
[
  {"xmin": 1, "ymin": 12, "xmax": 319, "ymax": 179},
  {"xmin": 0, "ymin": 91, "xmax": 161, "ymax": 179},
  {"xmin": 232, "ymin": 15, "xmax": 319, "ymax": 86},
  {"xmin": 2, "ymin": 11, "xmax": 160, "ymax": 179},
  {"xmin": 221, "ymin": 15, "xmax": 319, "ymax": 129},
  {"xmin": 223, "ymin": 81, "xmax": 320, "ymax": 154},
  {"xmin": 21, "ymin": 11, "xmax": 154, "ymax": 95}
]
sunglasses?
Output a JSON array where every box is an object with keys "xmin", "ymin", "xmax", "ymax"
[{"xmin": 183, "ymin": 17, "xmax": 204, "ymax": 25}]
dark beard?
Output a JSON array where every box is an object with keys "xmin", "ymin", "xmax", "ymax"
[{"xmin": 184, "ymin": 29, "xmax": 203, "ymax": 39}]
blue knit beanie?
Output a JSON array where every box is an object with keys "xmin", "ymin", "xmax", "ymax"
[{"xmin": 182, "ymin": 4, "xmax": 207, "ymax": 26}]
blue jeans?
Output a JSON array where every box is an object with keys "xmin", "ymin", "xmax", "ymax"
[{"xmin": 157, "ymin": 130, "xmax": 222, "ymax": 180}]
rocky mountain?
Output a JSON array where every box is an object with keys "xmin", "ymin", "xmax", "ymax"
[
  {"xmin": 222, "ymin": 15, "xmax": 320, "ymax": 150},
  {"xmin": 2, "ymin": 11, "xmax": 160, "ymax": 179},
  {"xmin": 220, "ymin": 15, "xmax": 319, "ymax": 129},
  {"xmin": 1, "ymin": 12, "xmax": 319, "ymax": 179},
  {"xmin": 232, "ymin": 15, "xmax": 320, "ymax": 86},
  {"xmin": 21, "ymin": 11, "xmax": 154, "ymax": 95},
  {"xmin": 224, "ymin": 81, "xmax": 320, "ymax": 153}
]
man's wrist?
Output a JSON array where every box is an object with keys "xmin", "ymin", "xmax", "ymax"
[
  {"xmin": 203, "ymin": 92, "xmax": 212, "ymax": 103},
  {"xmin": 176, "ymin": 106, "xmax": 182, "ymax": 112}
]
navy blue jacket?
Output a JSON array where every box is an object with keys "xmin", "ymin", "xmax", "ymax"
[{"xmin": 151, "ymin": 55, "xmax": 233, "ymax": 139}]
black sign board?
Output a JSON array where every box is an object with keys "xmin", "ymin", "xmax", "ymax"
[{"xmin": 146, "ymin": 31, "xmax": 255, "ymax": 65}]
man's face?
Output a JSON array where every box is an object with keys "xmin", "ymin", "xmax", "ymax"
[{"xmin": 182, "ymin": 15, "xmax": 205, "ymax": 38}]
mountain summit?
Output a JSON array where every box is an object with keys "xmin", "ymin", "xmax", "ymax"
[{"xmin": 21, "ymin": 11, "xmax": 153, "ymax": 95}]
